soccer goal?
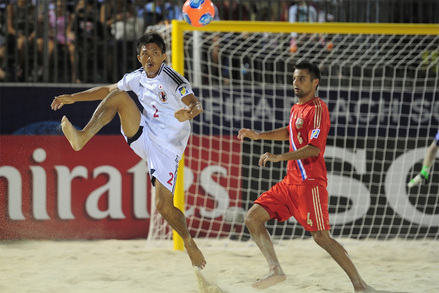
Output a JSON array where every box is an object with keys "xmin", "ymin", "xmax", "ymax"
[{"xmin": 147, "ymin": 21, "xmax": 439, "ymax": 248}]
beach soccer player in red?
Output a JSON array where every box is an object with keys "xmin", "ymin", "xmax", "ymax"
[{"xmin": 238, "ymin": 61, "xmax": 378, "ymax": 292}]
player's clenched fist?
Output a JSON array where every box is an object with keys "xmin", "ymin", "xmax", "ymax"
[{"xmin": 174, "ymin": 108, "xmax": 193, "ymax": 122}]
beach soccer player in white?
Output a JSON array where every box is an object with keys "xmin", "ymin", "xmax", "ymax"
[{"xmin": 50, "ymin": 32, "xmax": 206, "ymax": 270}]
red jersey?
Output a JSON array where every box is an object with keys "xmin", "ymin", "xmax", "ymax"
[{"xmin": 285, "ymin": 97, "xmax": 330, "ymax": 187}]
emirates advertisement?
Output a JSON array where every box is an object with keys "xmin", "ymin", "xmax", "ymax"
[{"xmin": 0, "ymin": 135, "xmax": 242, "ymax": 240}]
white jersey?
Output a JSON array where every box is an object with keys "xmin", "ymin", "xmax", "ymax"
[{"xmin": 118, "ymin": 63, "xmax": 193, "ymax": 157}]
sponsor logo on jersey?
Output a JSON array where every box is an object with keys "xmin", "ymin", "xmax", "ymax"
[
  {"xmin": 311, "ymin": 129, "xmax": 320, "ymax": 139},
  {"xmin": 178, "ymin": 86, "xmax": 188, "ymax": 97},
  {"xmin": 158, "ymin": 91, "xmax": 167, "ymax": 102}
]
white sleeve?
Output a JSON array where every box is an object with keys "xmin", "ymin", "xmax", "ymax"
[
  {"xmin": 117, "ymin": 73, "xmax": 132, "ymax": 92},
  {"xmin": 118, "ymin": 69, "xmax": 143, "ymax": 92}
]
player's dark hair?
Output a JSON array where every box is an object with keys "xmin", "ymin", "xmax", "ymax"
[
  {"xmin": 294, "ymin": 61, "xmax": 321, "ymax": 90},
  {"xmin": 136, "ymin": 32, "xmax": 167, "ymax": 55}
]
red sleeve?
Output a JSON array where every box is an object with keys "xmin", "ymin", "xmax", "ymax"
[{"xmin": 307, "ymin": 98, "xmax": 330, "ymax": 150}]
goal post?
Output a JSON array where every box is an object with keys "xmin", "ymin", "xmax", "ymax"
[
  {"xmin": 171, "ymin": 24, "xmax": 186, "ymax": 251},
  {"xmin": 172, "ymin": 20, "xmax": 439, "ymax": 35},
  {"xmin": 149, "ymin": 20, "xmax": 439, "ymax": 248}
]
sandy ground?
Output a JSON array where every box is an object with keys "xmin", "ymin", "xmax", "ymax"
[{"xmin": 0, "ymin": 238, "xmax": 437, "ymax": 293}]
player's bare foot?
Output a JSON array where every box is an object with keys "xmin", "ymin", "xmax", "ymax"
[
  {"xmin": 252, "ymin": 268, "xmax": 286, "ymax": 289},
  {"xmin": 61, "ymin": 116, "xmax": 85, "ymax": 151},
  {"xmin": 184, "ymin": 238, "xmax": 206, "ymax": 269}
]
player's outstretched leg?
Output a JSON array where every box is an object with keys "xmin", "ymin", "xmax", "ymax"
[
  {"xmin": 155, "ymin": 180, "xmax": 206, "ymax": 269},
  {"xmin": 61, "ymin": 116, "xmax": 87, "ymax": 151},
  {"xmin": 312, "ymin": 230, "xmax": 373, "ymax": 293},
  {"xmin": 61, "ymin": 90, "xmax": 139, "ymax": 151},
  {"xmin": 245, "ymin": 204, "xmax": 286, "ymax": 289}
]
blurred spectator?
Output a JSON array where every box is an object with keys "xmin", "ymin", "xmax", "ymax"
[
  {"xmin": 161, "ymin": 1, "xmax": 182, "ymax": 24},
  {"xmin": 7, "ymin": 0, "xmax": 39, "ymax": 81},
  {"xmin": 315, "ymin": 0, "xmax": 335, "ymax": 22},
  {"xmin": 72, "ymin": 0, "xmax": 104, "ymax": 83},
  {"xmin": 217, "ymin": 0, "xmax": 250, "ymax": 21},
  {"xmin": 0, "ymin": 1, "xmax": 6, "ymax": 81},
  {"xmin": 100, "ymin": 0, "xmax": 143, "ymax": 79},
  {"xmin": 139, "ymin": 0, "xmax": 182, "ymax": 27},
  {"xmin": 280, "ymin": 1, "xmax": 290, "ymax": 22},
  {"xmin": 49, "ymin": 0, "xmax": 76, "ymax": 82},
  {"xmin": 141, "ymin": 1, "xmax": 164, "ymax": 26},
  {"xmin": 100, "ymin": 0, "xmax": 136, "ymax": 36},
  {"xmin": 289, "ymin": 0, "xmax": 317, "ymax": 22},
  {"xmin": 288, "ymin": 0, "xmax": 317, "ymax": 53}
]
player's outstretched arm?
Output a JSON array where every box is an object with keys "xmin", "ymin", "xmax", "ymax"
[
  {"xmin": 238, "ymin": 126, "xmax": 289, "ymax": 141},
  {"xmin": 51, "ymin": 83, "xmax": 119, "ymax": 111}
]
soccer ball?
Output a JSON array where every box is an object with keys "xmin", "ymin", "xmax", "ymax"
[{"xmin": 182, "ymin": 0, "xmax": 215, "ymax": 27}]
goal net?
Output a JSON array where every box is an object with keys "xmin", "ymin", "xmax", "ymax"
[{"xmin": 147, "ymin": 21, "xmax": 439, "ymax": 247}]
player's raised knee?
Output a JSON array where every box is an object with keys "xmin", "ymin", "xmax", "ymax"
[{"xmin": 106, "ymin": 89, "xmax": 131, "ymax": 102}]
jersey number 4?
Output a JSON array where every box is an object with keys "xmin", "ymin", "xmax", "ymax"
[{"xmin": 307, "ymin": 212, "xmax": 313, "ymax": 227}]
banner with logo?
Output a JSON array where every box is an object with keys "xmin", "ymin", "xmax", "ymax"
[{"xmin": 0, "ymin": 135, "xmax": 242, "ymax": 240}]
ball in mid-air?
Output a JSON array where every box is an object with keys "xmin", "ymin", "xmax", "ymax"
[{"xmin": 182, "ymin": 0, "xmax": 215, "ymax": 27}]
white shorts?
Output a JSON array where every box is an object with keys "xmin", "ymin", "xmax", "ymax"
[{"xmin": 121, "ymin": 115, "xmax": 180, "ymax": 194}]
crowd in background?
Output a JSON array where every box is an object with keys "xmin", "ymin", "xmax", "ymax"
[{"xmin": 0, "ymin": 0, "xmax": 438, "ymax": 84}]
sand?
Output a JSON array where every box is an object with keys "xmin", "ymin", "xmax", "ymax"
[{"xmin": 0, "ymin": 238, "xmax": 437, "ymax": 293}]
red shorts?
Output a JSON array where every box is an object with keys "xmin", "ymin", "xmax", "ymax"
[{"xmin": 254, "ymin": 180, "xmax": 330, "ymax": 231}]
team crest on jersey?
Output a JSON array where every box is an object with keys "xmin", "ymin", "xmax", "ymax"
[
  {"xmin": 178, "ymin": 86, "xmax": 188, "ymax": 97},
  {"xmin": 295, "ymin": 117, "xmax": 304, "ymax": 129},
  {"xmin": 311, "ymin": 129, "xmax": 320, "ymax": 139},
  {"xmin": 158, "ymin": 91, "xmax": 168, "ymax": 102}
]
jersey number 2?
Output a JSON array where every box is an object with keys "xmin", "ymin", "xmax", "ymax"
[
  {"xmin": 167, "ymin": 172, "xmax": 174, "ymax": 186},
  {"xmin": 153, "ymin": 105, "xmax": 159, "ymax": 118}
]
